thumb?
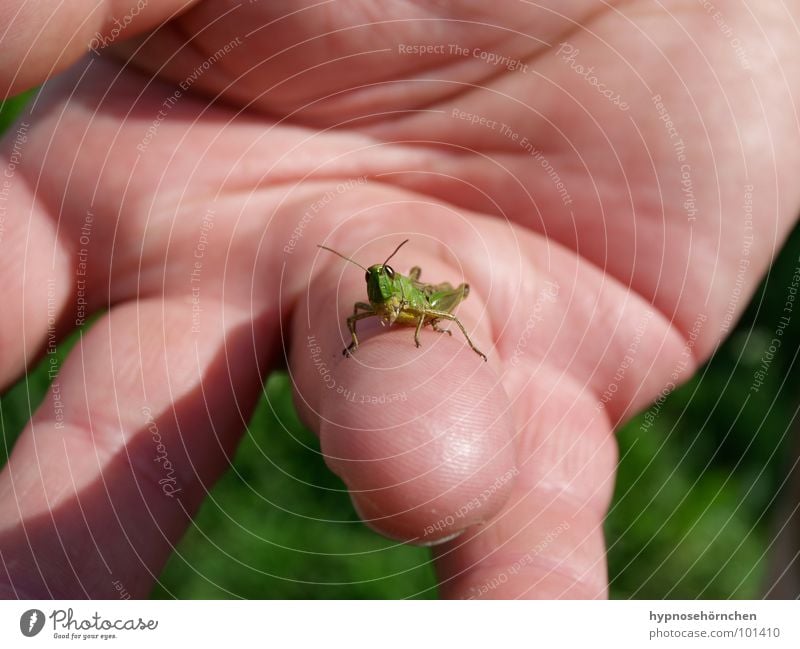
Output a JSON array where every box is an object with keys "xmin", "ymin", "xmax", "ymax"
[{"xmin": 289, "ymin": 237, "xmax": 516, "ymax": 544}]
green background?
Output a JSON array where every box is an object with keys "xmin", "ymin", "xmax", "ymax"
[{"xmin": 1, "ymin": 93, "xmax": 798, "ymax": 599}]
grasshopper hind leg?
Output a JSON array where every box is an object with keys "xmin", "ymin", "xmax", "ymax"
[{"xmin": 425, "ymin": 309, "xmax": 487, "ymax": 361}]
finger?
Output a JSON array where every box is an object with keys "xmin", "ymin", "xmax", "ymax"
[
  {"xmin": 0, "ymin": 57, "xmax": 288, "ymax": 389},
  {"xmin": 433, "ymin": 365, "xmax": 616, "ymax": 599},
  {"xmin": 0, "ymin": 118, "xmax": 77, "ymax": 390},
  {"xmin": 281, "ymin": 194, "xmax": 693, "ymax": 596},
  {"xmin": 127, "ymin": 1, "xmax": 604, "ymax": 121},
  {"xmin": 290, "ymin": 239, "xmax": 517, "ymax": 544},
  {"xmin": 419, "ymin": 233, "xmax": 694, "ymax": 600},
  {"xmin": 368, "ymin": 1, "xmax": 800, "ymax": 360},
  {"xmin": 0, "ymin": 296, "xmax": 278, "ymax": 598},
  {"xmin": 1, "ymin": 0, "xmax": 199, "ymax": 95}
]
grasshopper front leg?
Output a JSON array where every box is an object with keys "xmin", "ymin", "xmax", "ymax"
[
  {"xmin": 424, "ymin": 308, "xmax": 487, "ymax": 361},
  {"xmin": 344, "ymin": 305, "xmax": 376, "ymax": 356}
]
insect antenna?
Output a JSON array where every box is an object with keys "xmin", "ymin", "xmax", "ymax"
[
  {"xmin": 317, "ymin": 244, "xmax": 369, "ymax": 271},
  {"xmin": 383, "ymin": 239, "xmax": 409, "ymax": 267}
]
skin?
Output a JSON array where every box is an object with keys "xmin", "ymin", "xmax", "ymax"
[{"xmin": 0, "ymin": 1, "xmax": 799, "ymax": 599}]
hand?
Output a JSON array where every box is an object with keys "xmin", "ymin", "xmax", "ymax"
[{"xmin": 1, "ymin": 1, "xmax": 798, "ymax": 599}]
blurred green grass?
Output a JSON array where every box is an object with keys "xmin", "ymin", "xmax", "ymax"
[{"xmin": 1, "ymin": 93, "xmax": 798, "ymax": 599}]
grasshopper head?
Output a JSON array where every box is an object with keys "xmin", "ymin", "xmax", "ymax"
[
  {"xmin": 317, "ymin": 239, "xmax": 409, "ymax": 309},
  {"xmin": 365, "ymin": 264, "xmax": 397, "ymax": 304}
]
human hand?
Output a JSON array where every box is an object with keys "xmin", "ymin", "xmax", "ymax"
[{"xmin": 1, "ymin": 1, "xmax": 799, "ymax": 599}]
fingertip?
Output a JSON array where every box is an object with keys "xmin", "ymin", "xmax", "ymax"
[
  {"xmin": 316, "ymin": 336, "xmax": 517, "ymax": 544},
  {"xmin": 289, "ymin": 242, "xmax": 513, "ymax": 542}
]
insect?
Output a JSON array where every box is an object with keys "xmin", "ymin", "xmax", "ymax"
[{"xmin": 317, "ymin": 239, "xmax": 487, "ymax": 361}]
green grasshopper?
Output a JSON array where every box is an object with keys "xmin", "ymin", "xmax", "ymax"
[{"xmin": 317, "ymin": 240, "xmax": 487, "ymax": 361}]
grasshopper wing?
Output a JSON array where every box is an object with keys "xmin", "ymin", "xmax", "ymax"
[{"xmin": 427, "ymin": 283, "xmax": 469, "ymax": 314}]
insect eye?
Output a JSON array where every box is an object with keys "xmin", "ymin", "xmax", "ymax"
[
  {"xmin": 365, "ymin": 271, "xmax": 370, "ymax": 282},
  {"xmin": 384, "ymin": 265, "xmax": 395, "ymax": 279}
]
